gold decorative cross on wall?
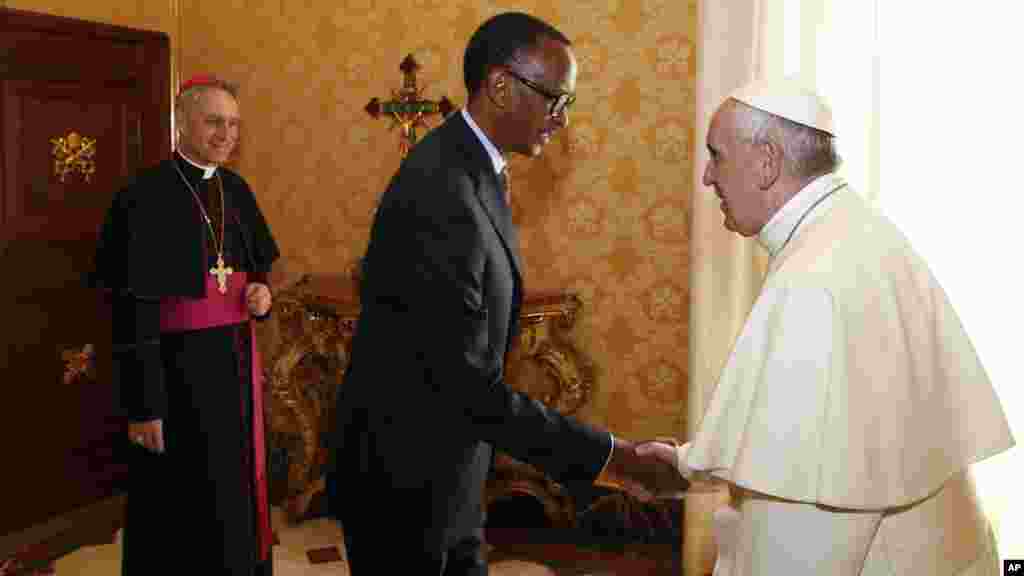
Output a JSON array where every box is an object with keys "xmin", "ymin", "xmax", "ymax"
[{"xmin": 365, "ymin": 53, "xmax": 455, "ymax": 157}]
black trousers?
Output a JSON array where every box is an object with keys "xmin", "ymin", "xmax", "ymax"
[
  {"xmin": 342, "ymin": 522, "xmax": 486, "ymax": 576},
  {"xmin": 329, "ymin": 473, "xmax": 486, "ymax": 576}
]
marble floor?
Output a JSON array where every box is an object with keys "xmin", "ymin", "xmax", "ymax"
[
  {"xmin": 50, "ymin": 507, "xmax": 578, "ymax": 575},
  {"xmin": 54, "ymin": 506, "xmax": 353, "ymax": 575},
  {"xmin": 52, "ymin": 502, "xmax": 680, "ymax": 575}
]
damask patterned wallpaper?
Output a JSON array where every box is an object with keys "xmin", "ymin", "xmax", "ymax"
[{"xmin": 6, "ymin": 0, "xmax": 697, "ymax": 440}]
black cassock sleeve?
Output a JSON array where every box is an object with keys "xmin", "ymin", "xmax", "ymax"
[
  {"xmin": 225, "ymin": 170, "xmax": 279, "ymax": 323},
  {"xmin": 110, "ymin": 292, "xmax": 167, "ymax": 423}
]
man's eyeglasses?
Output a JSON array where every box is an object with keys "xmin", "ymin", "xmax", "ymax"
[{"xmin": 503, "ymin": 68, "xmax": 576, "ymax": 118}]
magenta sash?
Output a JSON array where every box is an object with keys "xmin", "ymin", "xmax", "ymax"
[{"xmin": 158, "ymin": 272, "xmax": 272, "ymax": 561}]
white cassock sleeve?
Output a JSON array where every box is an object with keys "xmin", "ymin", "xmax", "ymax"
[
  {"xmin": 673, "ymin": 443, "xmax": 691, "ymax": 476},
  {"xmin": 676, "ymin": 441, "xmax": 883, "ymax": 576},
  {"xmin": 685, "ymin": 287, "xmax": 885, "ymax": 575},
  {"xmin": 685, "ymin": 286, "xmax": 837, "ymax": 502},
  {"xmin": 672, "ymin": 442, "xmax": 725, "ymax": 491}
]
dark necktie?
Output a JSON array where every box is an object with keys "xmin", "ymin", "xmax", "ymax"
[{"xmin": 500, "ymin": 166, "xmax": 511, "ymax": 206}]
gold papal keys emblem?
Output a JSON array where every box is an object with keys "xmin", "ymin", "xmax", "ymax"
[{"xmin": 50, "ymin": 131, "xmax": 97, "ymax": 183}]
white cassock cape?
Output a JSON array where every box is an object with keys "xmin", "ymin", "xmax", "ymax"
[{"xmin": 682, "ymin": 174, "xmax": 1014, "ymax": 575}]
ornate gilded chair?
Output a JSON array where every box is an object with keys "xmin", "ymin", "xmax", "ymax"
[{"xmin": 262, "ymin": 275, "xmax": 357, "ymax": 521}]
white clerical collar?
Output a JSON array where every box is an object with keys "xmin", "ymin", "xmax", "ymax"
[
  {"xmin": 177, "ymin": 150, "xmax": 218, "ymax": 180},
  {"xmin": 758, "ymin": 172, "xmax": 846, "ymax": 257},
  {"xmin": 461, "ymin": 108, "xmax": 506, "ymax": 176}
]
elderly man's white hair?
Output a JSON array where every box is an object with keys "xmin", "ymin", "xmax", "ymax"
[
  {"xmin": 174, "ymin": 77, "xmax": 239, "ymax": 137},
  {"xmin": 727, "ymin": 76, "xmax": 841, "ymax": 179}
]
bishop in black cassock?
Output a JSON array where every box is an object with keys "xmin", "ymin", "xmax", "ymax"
[{"xmin": 88, "ymin": 76, "xmax": 280, "ymax": 576}]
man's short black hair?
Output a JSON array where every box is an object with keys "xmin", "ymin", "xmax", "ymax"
[{"xmin": 463, "ymin": 12, "xmax": 571, "ymax": 97}]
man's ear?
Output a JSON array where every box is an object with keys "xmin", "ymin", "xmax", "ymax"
[
  {"xmin": 174, "ymin": 111, "xmax": 188, "ymax": 138},
  {"xmin": 485, "ymin": 67, "xmax": 510, "ymax": 109},
  {"xmin": 757, "ymin": 139, "xmax": 782, "ymax": 189}
]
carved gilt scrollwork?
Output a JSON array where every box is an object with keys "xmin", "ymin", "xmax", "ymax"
[
  {"xmin": 508, "ymin": 294, "xmax": 594, "ymax": 415},
  {"xmin": 264, "ymin": 276, "xmax": 355, "ymax": 508}
]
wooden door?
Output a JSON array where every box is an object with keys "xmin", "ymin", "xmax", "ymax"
[{"xmin": 0, "ymin": 7, "xmax": 170, "ymax": 564}]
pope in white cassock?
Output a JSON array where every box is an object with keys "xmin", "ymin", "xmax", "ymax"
[{"xmin": 638, "ymin": 78, "xmax": 1015, "ymax": 575}]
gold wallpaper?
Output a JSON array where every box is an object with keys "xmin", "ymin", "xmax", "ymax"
[{"xmin": 6, "ymin": 0, "xmax": 696, "ymax": 441}]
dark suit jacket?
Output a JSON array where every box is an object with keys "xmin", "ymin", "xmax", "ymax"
[{"xmin": 328, "ymin": 112, "xmax": 612, "ymax": 551}]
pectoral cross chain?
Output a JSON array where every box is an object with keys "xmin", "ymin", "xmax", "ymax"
[{"xmin": 173, "ymin": 161, "xmax": 234, "ymax": 295}]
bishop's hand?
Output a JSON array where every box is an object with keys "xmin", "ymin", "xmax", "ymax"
[
  {"xmin": 246, "ymin": 282, "xmax": 272, "ymax": 317},
  {"xmin": 128, "ymin": 419, "xmax": 164, "ymax": 454}
]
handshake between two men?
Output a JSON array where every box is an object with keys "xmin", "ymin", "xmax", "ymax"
[{"xmin": 595, "ymin": 436, "xmax": 704, "ymax": 501}]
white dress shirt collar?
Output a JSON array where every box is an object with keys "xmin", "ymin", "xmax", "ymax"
[
  {"xmin": 461, "ymin": 108, "xmax": 506, "ymax": 176},
  {"xmin": 177, "ymin": 150, "xmax": 218, "ymax": 180}
]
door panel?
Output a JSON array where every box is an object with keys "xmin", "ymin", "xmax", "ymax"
[
  {"xmin": 0, "ymin": 6, "xmax": 170, "ymax": 562},
  {"xmin": 3, "ymin": 79, "xmax": 140, "ymax": 239}
]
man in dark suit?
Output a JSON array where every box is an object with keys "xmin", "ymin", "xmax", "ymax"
[{"xmin": 325, "ymin": 12, "xmax": 687, "ymax": 575}]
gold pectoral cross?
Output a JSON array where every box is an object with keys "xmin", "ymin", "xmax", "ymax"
[{"xmin": 210, "ymin": 253, "xmax": 233, "ymax": 294}]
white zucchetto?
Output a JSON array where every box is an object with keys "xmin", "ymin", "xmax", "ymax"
[{"xmin": 729, "ymin": 76, "xmax": 835, "ymax": 136}]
